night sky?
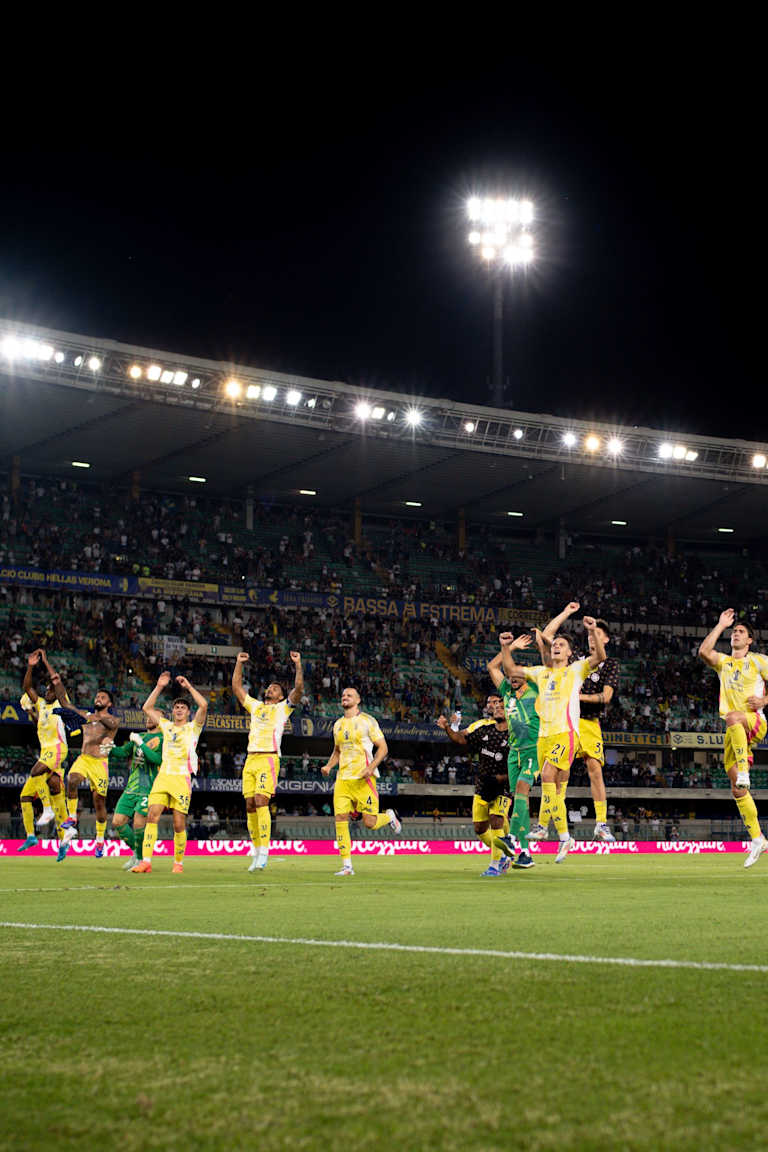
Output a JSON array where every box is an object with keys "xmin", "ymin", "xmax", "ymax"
[{"xmin": 0, "ymin": 55, "xmax": 760, "ymax": 441}]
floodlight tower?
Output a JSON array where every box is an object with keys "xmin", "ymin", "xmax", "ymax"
[{"xmin": 466, "ymin": 196, "xmax": 534, "ymax": 408}]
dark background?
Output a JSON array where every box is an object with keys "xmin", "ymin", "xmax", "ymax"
[{"xmin": 0, "ymin": 49, "xmax": 760, "ymax": 440}]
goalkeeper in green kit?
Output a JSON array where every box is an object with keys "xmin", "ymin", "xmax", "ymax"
[
  {"xmin": 109, "ymin": 724, "xmax": 163, "ymax": 870},
  {"xmin": 487, "ymin": 636, "xmax": 540, "ymax": 868}
]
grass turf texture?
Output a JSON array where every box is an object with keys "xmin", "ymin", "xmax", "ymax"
[{"xmin": 1, "ymin": 856, "xmax": 767, "ymax": 1152}]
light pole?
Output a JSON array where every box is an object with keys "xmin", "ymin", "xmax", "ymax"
[{"xmin": 467, "ymin": 196, "xmax": 534, "ymax": 408}]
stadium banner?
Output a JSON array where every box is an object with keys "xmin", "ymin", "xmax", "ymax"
[
  {"xmin": 0, "ymin": 770, "xmax": 394, "ymax": 794},
  {"xmin": 0, "ymin": 565, "xmax": 137, "ymax": 595},
  {"xmin": 340, "ymin": 595, "xmax": 519, "ymax": 624},
  {"xmin": 1, "ymin": 839, "xmax": 753, "ymax": 857},
  {"xmin": 670, "ymin": 732, "xmax": 725, "ymax": 749},
  {"xmin": 137, "ymin": 576, "xmax": 219, "ymax": 602},
  {"xmin": 218, "ymin": 586, "xmax": 341, "ymax": 610}
]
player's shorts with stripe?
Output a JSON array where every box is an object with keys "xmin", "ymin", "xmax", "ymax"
[
  {"xmin": 114, "ymin": 790, "xmax": 150, "ymax": 819},
  {"xmin": 20, "ymin": 775, "xmax": 50, "ymax": 801},
  {"xmin": 148, "ymin": 772, "xmax": 192, "ymax": 815},
  {"xmin": 334, "ymin": 776, "xmax": 380, "ymax": 817},
  {"xmin": 70, "ymin": 753, "xmax": 109, "ymax": 797},
  {"xmin": 508, "ymin": 745, "xmax": 539, "ymax": 790},
  {"xmin": 472, "ymin": 794, "xmax": 511, "ymax": 823},
  {"xmin": 577, "ymin": 718, "xmax": 604, "ymax": 766},
  {"xmin": 37, "ymin": 741, "xmax": 67, "ymax": 778},
  {"xmin": 724, "ymin": 712, "xmax": 768, "ymax": 773},
  {"xmin": 537, "ymin": 731, "xmax": 579, "ymax": 773},
  {"xmin": 242, "ymin": 753, "xmax": 280, "ymax": 799}
]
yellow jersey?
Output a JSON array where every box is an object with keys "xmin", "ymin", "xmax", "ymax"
[
  {"xmin": 333, "ymin": 711, "xmax": 385, "ymax": 781},
  {"xmin": 158, "ymin": 714, "xmax": 205, "ymax": 778},
  {"xmin": 712, "ymin": 652, "xmax": 768, "ymax": 718},
  {"xmin": 525, "ymin": 658, "xmax": 590, "ymax": 738},
  {"xmin": 242, "ymin": 694, "xmax": 293, "ymax": 754},
  {"xmin": 20, "ymin": 692, "xmax": 68, "ymax": 753}
]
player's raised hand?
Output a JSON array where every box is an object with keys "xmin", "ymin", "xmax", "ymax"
[
  {"xmin": 175, "ymin": 674, "xmax": 192, "ymax": 690},
  {"xmin": 157, "ymin": 671, "xmax": 171, "ymax": 689},
  {"xmin": 511, "ymin": 633, "xmax": 533, "ymax": 650},
  {"xmin": 236, "ymin": 652, "xmax": 249, "ymax": 664},
  {"xmin": 719, "ymin": 609, "xmax": 735, "ymax": 629},
  {"xmin": 436, "ymin": 715, "xmax": 449, "ymax": 730},
  {"xmin": 289, "ymin": 651, "xmax": 302, "ymax": 665},
  {"xmin": 320, "ymin": 763, "xmax": 333, "ymax": 777},
  {"xmin": 565, "ymin": 602, "xmax": 580, "ymax": 615},
  {"xmin": 26, "ymin": 649, "xmax": 42, "ymax": 667},
  {"xmin": 499, "ymin": 631, "xmax": 514, "ymax": 648},
  {"xmin": 583, "ymin": 616, "xmax": 597, "ymax": 631}
]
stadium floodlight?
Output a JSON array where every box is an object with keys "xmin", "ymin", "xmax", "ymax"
[
  {"xmin": 685, "ymin": 450, "xmax": 698, "ymax": 462},
  {"xmin": 286, "ymin": 389, "xmax": 302, "ymax": 405},
  {"xmin": 190, "ymin": 378, "xmax": 201, "ymax": 389},
  {"xmin": 371, "ymin": 406, "xmax": 386, "ymax": 419},
  {"xmin": 246, "ymin": 384, "xmax": 261, "ymax": 400},
  {"xmin": 718, "ymin": 527, "xmax": 734, "ymax": 533},
  {"xmin": 481, "ymin": 245, "xmax": 496, "ymax": 261},
  {"xmin": 672, "ymin": 445, "xmax": 687, "ymax": 460},
  {"xmin": 658, "ymin": 443, "xmax": 674, "ymax": 459},
  {"xmin": 607, "ymin": 437, "xmax": 623, "ymax": 455},
  {"xmin": 752, "ymin": 453, "xmax": 767, "ymax": 468},
  {"xmin": 386, "ymin": 410, "xmax": 396, "ymax": 421},
  {"xmin": 188, "ymin": 476, "xmax": 206, "ymax": 483},
  {"xmin": 507, "ymin": 511, "xmax": 524, "ymax": 517},
  {"xmin": 73, "ymin": 355, "xmax": 83, "ymax": 367},
  {"xmin": 147, "ymin": 364, "xmax": 162, "ymax": 381},
  {"xmin": 612, "ymin": 520, "xmax": 628, "ymax": 526},
  {"xmin": 88, "ymin": 356, "xmax": 101, "ymax": 371},
  {"xmin": 129, "ymin": 365, "xmax": 143, "ymax": 379},
  {"xmin": 563, "ymin": 432, "xmax": 576, "ymax": 447},
  {"xmin": 299, "ymin": 489, "xmax": 317, "ymax": 495},
  {"xmin": 53, "ymin": 351, "xmax": 65, "ymax": 364},
  {"xmin": 513, "ymin": 428, "xmax": 524, "ymax": 440},
  {"xmin": 225, "ymin": 378, "xmax": 242, "ymax": 399},
  {"xmin": 585, "ymin": 434, "xmax": 601, "ymax": 452},
  {"xmin": 306, "ymin": 397, "xmax": 317, "ymax": 408},
  {"xmin": 1, "ymin": 335, "xmax": 19, "ymax": 358},
  {"xmin": 355, "ymin": 401, "xmax": 372, "ymax": 420},
  {"xmin": 468, "ymin": 231, "xmax": 481, "ymax": 245},
  {"xmin": 262, "ymin": 385, "xmax": 277, "ymax": 401},
  {"xmin": 71, "ymin": 461, "xmax": 90, "ymax": 468},
  {"xmin": 173, "ymin": 371, "xmax": 187, "ymax": 386},
  {"xmin": 405, "ymin": 501, "xmax": 422, "ymax": 507},
  {"xmin": 464, "ymin": 421, "xmax": 476, "ymax": 433},
  {"xmin": 160, "ymin": 370, "xmax": 175, "ymax": 384},
  {"xmin": 519, "ymin": 200, "xmax": 534, "ymax": 224},
  {"xmin": 405, "ymin": 408, "xmax": 423, "ymax": 426},
  {"xmin": 38, "ymin": 343, "xmax": 54, "ymax": 361}
]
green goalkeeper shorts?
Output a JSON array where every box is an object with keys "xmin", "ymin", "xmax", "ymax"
[
  {"xmin": 508, "ymin": 746, "xmax": 539, "ymax": 791},
  {"xmin": 114, "ymin": 790, "xmax": 150, "ymax": 819}
]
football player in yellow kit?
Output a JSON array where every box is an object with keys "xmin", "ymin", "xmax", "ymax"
[
  {"xmin": 699, "ymin": 609, "xmax": 768, "ymax": 867},
  {"xmin": 18, "ymin": 649, "xmax": 71, "ymax": 856},
  {"xmin": 232, "ymin": 650, "xmax": 304, "ymax": 872},
  {"xmin": 321, "ymin": 687, "xmax": 400, "ymax": 876}
]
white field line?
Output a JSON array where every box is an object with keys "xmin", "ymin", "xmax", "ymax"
[{"xmin": 1, "ymin": 921, "xmax": 766, "ymax": 973}]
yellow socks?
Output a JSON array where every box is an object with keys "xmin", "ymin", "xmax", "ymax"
[
  {"xmin": 256, "ymin": 806, "xmax": 271, "ymax": 848},
  {"xmin": 538, "ymin": 782, "xmax": 557, "ymax": 829},
  {"xmin": 142, "ymin": 822, "xmax": 158, "ymax": 861},
  {"xmin": 50, "ymin": 790, "xmax": 68, "ymax": 831},
  {"xmin": 727, "ymin": 723, "xmax": 749, "ymax": 774},
  {"xmin": 246, "ymin": 810, "xmax": 259, "ymax": 847},
  {"xmin": 736, "ymin": 792, "xmax": 761, "ymax": 840},
  {"xmin": 95, "ymin": 820, "xmax": 107, "ymax": 843},
  {"xmin": 174, "ymin": 831, "xmax": 187, "ymax": 863},
  {"xmin": 372, "ymin": 812, "xmax": 391, "ymax": 830},
  {"xmin": 552, "ymin": 791, "xmax": 568, "ymax": 837},
  {"xmin": 478, "ymin": 827, "xmax": 494, "ymax": 848},
  {"xmin": 21, "ymin": 802, "xmax": 34, "ymax": 837},
  {"xmin": 335, "ymin": 820, "xmax": 352, "ymax": 863},
  {"xmin": 595, "ymin": 800, "xmax": 607, "ymax": 824},
  {"xmin": 67, "ymin": 795, "xmax": 78, "ymax": 820},
  {"xmin": 37, "ymin": 778, "xmax": 52, "ymax": 809}
]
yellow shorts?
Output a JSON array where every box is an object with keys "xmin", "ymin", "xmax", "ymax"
[
  {"xmin": 148, "ymin": 772, "xmax": 192, "ymax": 815},
  {"xmin": 724, "ymin": 713, "xmax": 768, "ymax": 772},
  {"xmin": 472, "ymin": 794, "xmax": 511, "ymax": 823},
  {"xmin": 70, "ymin": 753, "xmax": 109, "ymax": 797},
  {"xmin": 37, "ymin": 742, "xmax": 67, "ymax": 778},
  {"xmin": 537, "ymin": 731, "xmax": 579, "ymax": 774},
  {"xmin": 334, "ymin": 776, "xmax": 380, "ymax": 817},
  {"xmin": 20, "ymin": 775, "xmax": 49, "ymax": 801},
  {"xmin": 577, "ymin": 718, "xmax": 604, "ymax": 766},
  {"xmin": 242, "ymin": 753, "xmax": 280, "ymax": 799}
]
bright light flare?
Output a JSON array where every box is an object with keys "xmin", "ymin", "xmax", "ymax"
[
  {"xmin": 607, "ymin": 437, "xmax": 623, "ymax": 455},
  {"xmin": 584, "ymin": 434, "xmax": 601, "ymax": 452},
  {"xmin": 405, "ymin": 409, "xmax": 423, "ymax": 427},
  {"xmin": 160, "ymin": 370, "xmax": 174, "ymax": 384},
  {"xmin": 563, "ymin": 432, "xmax": 576, "ymax": 447},
  {"xmin": 355, "ymin": 401, "xmax": 372, "ymax": 420},
  {"xmin": 225, "ymin": 378, "xmax": 242, "ymax": 399},
  {"xmin": 519, "ymin": 200, "xmax": 534, "ymax": 224},
  {"xmin": 464, "ymin": 421, "xmax": 476, "ymax": 433},
  {"xmin": 87, "ymin": 356, "xmax": 101, "ymax": 371},
  {"xmin": 188, "ymin": 476, "xmax": 206, "ymax": 483},
  {"xmin": 262, "ymin": 385, "xmax": 277, "ymax": 401},
  {"xmin": 147, "ymin": 364, "xmax": 162, "ymax": 381},
  {"xmin": 752, "ymin": 453, "xmax": 767, "ymax": 468},
  {"xmin": 246, "ymin": 384, "xmax": 261, "ymax": 400},
  {"xmin": 672, "ymin": 445, "xmax": 687, "ymax": 460},
  {"xmin": 371, "ymin": 406, "xmax": 386, "ymax": 420},
  {"xmin": 129, "ymin": 365, "xmax": 142, "ymax": 379},
  {"xmin": 173, "ymin": 371, "xmax": 187, "ymax": 386},
  {"xmin": 659, "ymin": 443, "xmax": 674, "ymax": 459},
  {"xmin": 612, "ymin": 520, "xmax": 628, "ymax": 526},
  {"xmin": 71, "ymin": 461, "xmax": 90, "ymax": 469},
  {"xmin": 286, "ymin": 390, "xmax": 302, "ymax": 405},
  {"xmin": 513, "ymin": 428, "xmax": 524, "ymax": 440},
  {"xmin": 685, "ymin": 450, "xmax": 698, "ymax": 462}
]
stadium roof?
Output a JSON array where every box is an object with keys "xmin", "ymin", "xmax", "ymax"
[{"xmin": 1, "ymin": 319, "xmax": 767, "ymax": 541}]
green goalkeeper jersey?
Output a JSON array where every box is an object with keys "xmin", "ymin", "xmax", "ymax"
[
  {"xmin": 109, "ymin": 734, "xmax": 163, "ymax": 794},
  {"xmin": 499, "ymin": 677, "xmax": 540, "ymax": 750}
]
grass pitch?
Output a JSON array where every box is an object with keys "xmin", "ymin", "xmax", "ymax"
[{"xmin": 1, "ymin": 853, "xmax": 767, "ymax": 1152}]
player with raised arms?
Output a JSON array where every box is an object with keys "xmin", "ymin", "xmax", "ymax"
[
  {"xmin": 699, "ymin": 609, "xmax": 768, "ymax": 867},
  {"xmin": 321, "ymin": 687, "xmax": 400, "ymax": 876},
  {"xmin": 58, "ymin": 690, "xmax": 120, "ymax": 857},
  {"xmin": 232, "ymin": 650, "xmax": 304, "ymax": 872},
  {"xmin": 17, "ymin": 649, "xmax": 70, "ymax": 855},
  {"xmin": 131, "ymin": 672, "xmax": 208, "ymax": 875},
  {"xmin": 500, "ymin": 615, "xmax": 605, "ymax": 863},
  {"xmin": 109, "ymin": 722, "xmax": 164, "ymax": 870}
]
